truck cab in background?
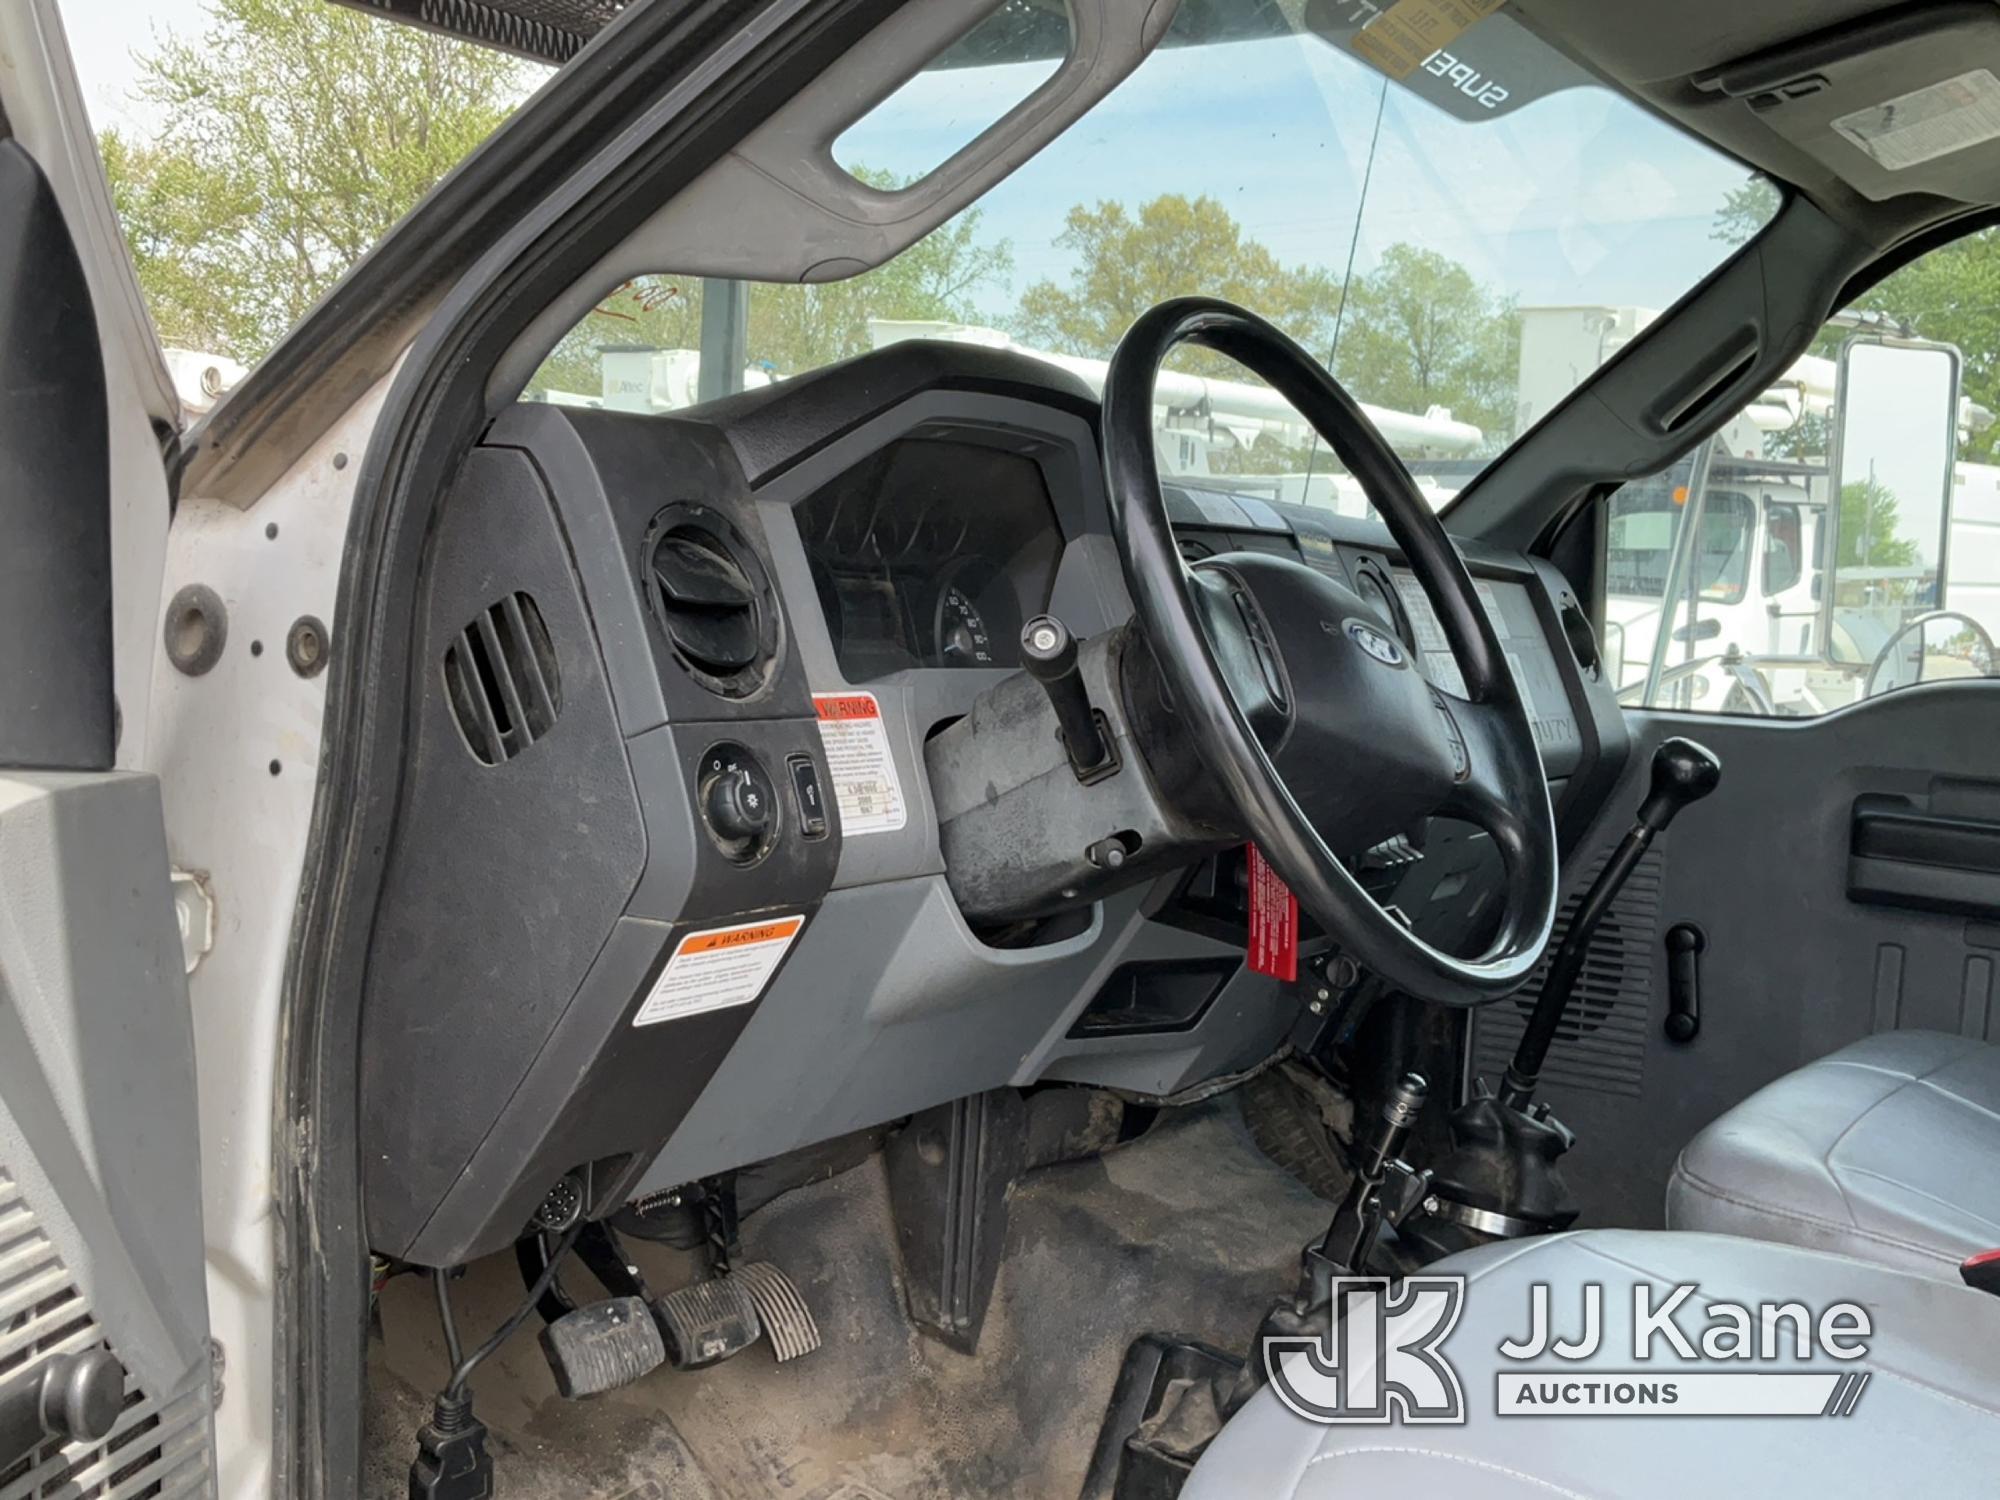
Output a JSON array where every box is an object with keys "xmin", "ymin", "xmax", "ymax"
[{"xmin": 1580, "ymin": 311, "xmax": 1999, "ymax": 717}]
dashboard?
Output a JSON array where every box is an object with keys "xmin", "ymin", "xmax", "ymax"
[
  {"xmin": 1160, "ymin": 486, "xmax": 1593, "ymax": 769},
  {"xmin": 356, "ymin": 339, "xmax": 1628, "ymax": 1267}
]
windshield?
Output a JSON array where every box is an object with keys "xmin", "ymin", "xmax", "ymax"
[{"xmin": 533, "ymin": 0, "xmax": 1768, "ymax": 516}]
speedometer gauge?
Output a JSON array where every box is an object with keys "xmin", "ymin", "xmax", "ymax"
[{"xmin": 935, "ymin": 584, "xmax": 995, "ymax": 666}]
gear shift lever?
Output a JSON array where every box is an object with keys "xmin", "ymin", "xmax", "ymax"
[
  {"xmin": 1499, "ymin": 737, "xmax": 1721, "ymax": 1109},
  {"xmin": 1401, "ymin": 739, "xmax": 1722, "ymax": 1260}
]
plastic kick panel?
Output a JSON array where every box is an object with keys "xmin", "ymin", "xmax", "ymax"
[{"xmin": 1475, "ymin": 843, "xmax": 1666, "ymax": 1098}]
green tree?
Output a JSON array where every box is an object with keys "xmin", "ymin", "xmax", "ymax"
[
  {"xmin": 1718, "ymin": 177, "xmax": 2000, "ymax": 465},
  {"xmin": 101, "ymin": 0, "xmax": 533, "ymax": 359},
  {"xmin": 531, "ymin": 168, "xmax": 1013, "ymax": 398},
  {"xmin": 1335, "ymin": 243, "xmax": 1519, "ymax": 444},
  {"xmin": 1712, "ymin": 177, "xmax": 1783, "ymax": 248},
  {"xmin": 534, "ymin": 277, "xmax": 707, "ymax": 397},
  {"xmin": 1838, "ymin": 476, "xmax": 1922, "ymax": 571},
  {"xmin": 1844, "ymin": 229, "xmax": 2000, "ymax": 464},
  {"xmin": 1011, "ymin": 194, "xmax": 1342, "ymax": 372},
  {"xmin": 1760, "ymin": 409, "xmax": 1829, "ymax": 463},
  {"xmin": 747, "ymin": 173, "xmax": 1013, "ymax": 373}
]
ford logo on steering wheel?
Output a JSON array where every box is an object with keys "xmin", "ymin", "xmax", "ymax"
[{"xmin": 1343, "ymin": 618, "xmax": 1408, "ymax": 668}]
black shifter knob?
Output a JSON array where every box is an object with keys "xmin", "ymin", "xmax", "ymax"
[{"xmin": 1636, "ymin": 737, "xmax": 1722, "ymax": 834}]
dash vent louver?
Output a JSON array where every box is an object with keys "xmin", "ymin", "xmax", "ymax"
[
  {"xmin": 443, "ymin": 591, "xmax": 562, "ymax": 765},
  {"xmin": 640, "ymin": 504, "xmax": 778, "ymax": 699}
]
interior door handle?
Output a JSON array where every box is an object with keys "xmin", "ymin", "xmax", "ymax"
[
  {"xmin": 1852, "ymin": 805, "xmax": 2000, "ymax": 872},
  {"xmin": 1849, "ymin": 796, "xmax": 2000, "ymax": 917}
]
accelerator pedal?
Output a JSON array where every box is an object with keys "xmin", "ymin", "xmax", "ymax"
[
  {"xmin": 733, "ymin": 1261, "xmax": 821, "ymax": 1362},
  {"xmin": 655, "ymin": 1276, "xmax": 763, "ymax": 1370},
  {"xmin": 539, "ymin": 1295, "xmax": 666, "ymax": 1398}
]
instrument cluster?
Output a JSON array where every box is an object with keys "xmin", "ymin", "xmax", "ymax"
[{"xmin": 795, "ymin": 432, "xmax": 1065, "ymax": 678}]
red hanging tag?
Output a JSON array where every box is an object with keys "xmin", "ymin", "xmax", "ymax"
[{"xmin": 1246, "ymin": 843, "xmax": 1298, "ymax": 982}]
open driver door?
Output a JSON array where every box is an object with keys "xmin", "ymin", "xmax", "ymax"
[{"xmin": 0, "ymin": 1, "xmax": 217, "ymax": 1490}]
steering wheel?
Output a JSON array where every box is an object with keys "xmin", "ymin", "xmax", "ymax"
[{"xmin": 1101, "ymin": 299, "xmax": 1558, "ymax": 1007}]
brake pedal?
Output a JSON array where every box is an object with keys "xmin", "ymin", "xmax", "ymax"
[
  {"xmin": 655, "ymin": 1276, "xmax": 763, "ymax": 1369},
  {"xmin": 733, "ymin": 1260, "xmax": 821, "ymax": 1362},
  {"xmin": 539, "ymin": 1295, "xmax": 666, "ymax": 1397}
]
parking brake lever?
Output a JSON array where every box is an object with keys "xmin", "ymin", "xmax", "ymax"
[{"xmin": 1499, "ymin": 737, "xmax": 1721, "ymax": 1110}]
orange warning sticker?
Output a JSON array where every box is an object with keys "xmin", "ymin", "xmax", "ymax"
[
  {"xmin": 1350, "ymin": 0, "xmax": 1503, "ymax": 80},
  {"xmin": 633, "ymin": 915, "xmax": 804, "ymax": 1026}
]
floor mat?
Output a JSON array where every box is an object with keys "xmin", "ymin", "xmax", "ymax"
[{"xmin": 370, "ymin": 1094, "xmax": 1330, "ymax": 1498}]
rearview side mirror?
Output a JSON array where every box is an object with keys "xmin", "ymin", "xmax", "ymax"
[
  {"xmin": 1672, "ymin": 616, "xmax": 1723, "ymax": 645},
  {"xmin": 1825, "ymin": 337, "xmax": 1962, "ymax": 673}
]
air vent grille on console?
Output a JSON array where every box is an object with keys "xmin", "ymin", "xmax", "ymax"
[
  {"xmin": 443, "ymin": 591, "xmax": 562, "ymax": 764},
  {"xmin": 1474, "ymin": 841, "xmax": 1665, "ymax": 1099},
  {"xmin": 640, "ymin": 503, "xmax": 778, "ymax": 698},
  {"xmin": 0, "ymin": 1169, "xmax": 213, "ymax": 1496}
]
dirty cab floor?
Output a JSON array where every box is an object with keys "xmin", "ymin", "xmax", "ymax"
[{"xmin": 367, "ymin": 1095, "xmax": 1329, "ymax": 1499}]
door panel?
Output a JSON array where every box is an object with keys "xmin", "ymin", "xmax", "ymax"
[
  {"xmin": 0, "ymin": 4, "xmax": 214, "ymax": 1487},
  {"xmin": 1496, "ymin": 683, "xmax": 2000, "ymax": 1228}
]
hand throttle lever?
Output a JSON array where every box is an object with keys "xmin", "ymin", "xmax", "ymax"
[
  {"xmin": 1498, "ymin": 738, "xmax": 1720, "ymax": 1110},
  {"xmin": 1021, "ymin": 615, "xmax": 1112, "ymax": 776}
]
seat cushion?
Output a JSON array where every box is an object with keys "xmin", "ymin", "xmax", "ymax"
[
  {"xmin": 1182, "ymin": 1228, "xmax": 2000, "ymax": 1499},
  {"xmin": 1666, "ymin": 1029, "xmax": 2000, "ymax": 1278}
]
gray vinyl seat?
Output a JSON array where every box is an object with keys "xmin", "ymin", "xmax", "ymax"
[
  {"xmin": 1666, "ymin": 1029, "xmax": 2000, "ymax": 1279},
  {"xmin": 1181, "ymin": 1228, "xmax": 2000, "ymax": 1499}
]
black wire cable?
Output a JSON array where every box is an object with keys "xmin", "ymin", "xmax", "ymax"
[
  {"xmin": 445, "ymin": 1219, "xmax": 586, "ymax": 1400},
  {"xmin": 1302, "ymin": 72, "xmax": 1390, "ymax": 488},
  {"xmin": 432, "ymin": 1268, "xmax": 463, "ymax": 1374}
]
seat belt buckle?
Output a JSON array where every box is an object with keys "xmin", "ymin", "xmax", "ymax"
[{"xmin": 1958, "ymin": 1248, "xmax": 2000, "ymax": 1295}]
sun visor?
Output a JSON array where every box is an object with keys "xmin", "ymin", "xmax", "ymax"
[
  {"xmin": 1694, "ymin": 2, "xmax": 2000, "ymax": 205},
  {"xmin": 328, "ymin": 0, "xmax": 623, "ymax": 64},
  {"xmin": 1303, "ymin": 0, "xmax": 1593, "ymax": 120}
]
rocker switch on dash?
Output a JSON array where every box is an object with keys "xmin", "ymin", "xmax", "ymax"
[{"xmin": 788, "ymin": 754, "xmax": 828, "ymax": 839}]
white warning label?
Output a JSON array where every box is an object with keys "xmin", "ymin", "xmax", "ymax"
[
  {"xmin": 632, "ymin": 915, "xmax": 803, "ymax": 1027},
  {"xmin": 812, "ymin": 692, "xmax": 906, "ymax": 835},
  {"xmin": 1834, "ymin": 70, "xmax": 2000, "ymax": 172}
]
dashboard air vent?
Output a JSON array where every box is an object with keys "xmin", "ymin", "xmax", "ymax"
[
  {"xmin": 443, "ymin": 591, "xmax": 562, "ymax": 765},
  {"xmin": 641, "ymin": 504, "xmax": 778, "ymax": 697}
]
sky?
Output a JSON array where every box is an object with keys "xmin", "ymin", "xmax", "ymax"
[
  {"xmin": 836, "ymin": 28, "xmax": 1760, "ymax": 330},
  {"xmin": 63, "ymin": 0, "xmax": 213, "ymax": 135},
  {"xmin": 63, "ymin": 0, "xmax": 1763, "ymax": 405}
]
